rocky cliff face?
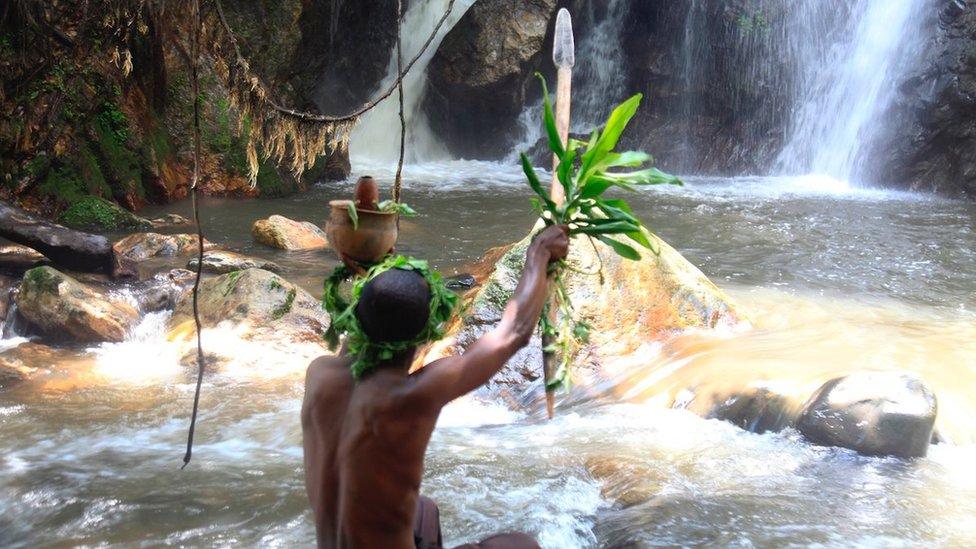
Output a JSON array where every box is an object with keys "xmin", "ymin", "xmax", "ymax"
[
  {"xmin": 875, "ymin": 0, "xmax": 976, "ymax": 198},
  {"xmin": 423, "ymin": 0, "xmax": 559, "ymax": 159},
  {"xmin": 0, "ymin": 0, "xmax": 360, "ymax": 224}
]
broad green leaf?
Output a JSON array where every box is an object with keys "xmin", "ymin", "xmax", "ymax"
[
  {"xmin": 602, "ymin": 167, "xmax": 683, "ymax": 186},
  {"xmin": 571, "ymin": 221, "xmax": 641, "ymax": 236},
  {"xmin": 578, "ymin": 178, "xmax": 614, "ymax": 199},
  {"xmin": 557, "ymin": 141, "xmax": 580, "ymax": 200},
  {"xmin": 521, "ymin": 153, "xmax": 556, "ymax": 214},
  {"xmin": 601, "ymin": 151, "xmax": 651, "ymax": 169},
  {"xmin": 535, "ymin": 73, "xmax": 565, "ymax": 159},
  {"xmin": 579, "ymin": 94, "xmax": 643, "ymax": 181},
  {"xmin": 346, "ymin": 202, "xmax": 359, "ymax": 230},
  {"xmin": 595, "ymin": 234, "xmax": 641, "ymax": 261}
]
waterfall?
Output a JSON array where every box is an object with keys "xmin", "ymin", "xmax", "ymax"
[
  {"xmin": 507, "ymin": 0, "xmax": 630, "ymax": 160},
  {"xmin": 571, "ymin": 0, "xmax": 630, "ymax": 131},
  {"xmin": 350, "ymin": 0, "xmax": 475, "ymax": 165},
  {"xmin": 775, "ymin": 0, "xmax": 933, "ymax": 185}
]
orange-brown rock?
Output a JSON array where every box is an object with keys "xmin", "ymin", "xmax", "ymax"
[{"xmin": 252, "ymin": 215, "xmax": 329, "ymax": 251}]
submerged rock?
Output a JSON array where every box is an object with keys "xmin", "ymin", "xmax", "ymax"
[
  {"xmin": 112, "ymin": 232, "xmax": 215, "ymax": 264},
  {"xmin": 421, "ymin": 232, "xmax": 745, "ymax": 400},
  {"xmin": 14, "ymin": 266, "xmax": 139, "ymax": 343},
  {"xmin": 129, "ymin": 269, "xmax": 196, "ymax": 312},
  {"xmin": 150, "ymin": 213, "xmax": 192, "ymax": 228},
  {"xmin": 187, "ymin": 251, "xmax": 282, "ymax": 274},
  {"xmin": 797, "ymin": 372, "xmax": 937, "ymax": 459},
  {"xmin": 252, "ymin": 215, "xmax": 329, "ymax": 251},
  {"xmin": 169, "ymin": 268, "xmax": 329, "ymax": 345}
]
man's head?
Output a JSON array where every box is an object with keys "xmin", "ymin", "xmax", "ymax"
[{"xmin": 355, "ymin": 268, "xmax": 431, "ymax": 344}]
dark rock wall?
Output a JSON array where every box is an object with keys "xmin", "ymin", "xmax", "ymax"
[
  {"xmin": 423, "ymin": 0, "xmax": 559, "ymax": 160},
  {"xmin": 875, "ymin": 0, "xmax": 976, "ymax": 198}
]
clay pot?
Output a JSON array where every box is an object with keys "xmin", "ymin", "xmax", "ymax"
[{"xmin": 326, "ymin": 200, "xmax": 398, "ymax": 264}]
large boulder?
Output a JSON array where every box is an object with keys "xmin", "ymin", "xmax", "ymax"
[
  {"xmin": 187, "ymin": 250, "xmax": 282, "ymax": 274},
  {"xmin": 796, "ymin": 372, "xmax": 938, "ymax": 459},
  {"xmin": 14, "ymin": 266, "xmax": 139, "ymax": 343},
  {"xmin": 423, "ymin": 0, "xmax": 558, "ymax": 159},
  {"xmin": 0, "ymin": 203, "xmax": 114, "ymax": 274},
  {"xmin": 421, "ymin": 232, "xmax": 746, "ymax": 403},
  {"xmin": 251, "ymin": 215, "xmax": 329, "ymax": 251},
  {"xmin": 169, "ymin": 268, "xmax": 329, "ymax": 345}
]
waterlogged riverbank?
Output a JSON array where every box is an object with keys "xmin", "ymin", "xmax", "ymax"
[{"xmin": 2, "ymin": 162, "xmax": 975, "ymax": 546}]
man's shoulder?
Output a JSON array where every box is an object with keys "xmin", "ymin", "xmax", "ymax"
[{"xmin": 306, "ymin": 355, "xmax": 354, "ymax": 394}]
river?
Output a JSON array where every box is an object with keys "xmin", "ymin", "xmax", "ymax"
[{"xmin": 1, "ymin": 160, "xmax": 975, "ymax": 547}]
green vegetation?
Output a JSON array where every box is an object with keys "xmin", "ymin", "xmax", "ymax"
[
  {"xmin": 60, "ymin": 196, "xmax": 149, "ymax": 230},
  {"xmin": 323, "ymin": 256, "xmax": 459, "ymax": 379},
  {"xmin": 271, "ymin": 288, "xmax": 297, "ymax": 320},
  {"xmin": 23, "ymin": 266, "xmax": 62, "ymax": 294},
  {"xmin": 521, "ymin": 73, "xmax": 681, "ymax": 391}
]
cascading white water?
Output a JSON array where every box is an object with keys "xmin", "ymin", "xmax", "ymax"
[
  {"xmin": 571, "ymin": 0, "xmax": 630, "ymax": 131},
  {"xmin": 776, "ymin": 0, "xmax": 932, "ymax": 185},
  {"xmin": 350, "ymin": 0, "xmax": 475, "ymax": 165},
  {"xmin": 507, "ymin": 0, "xmax": 630, "ymax": 161}
]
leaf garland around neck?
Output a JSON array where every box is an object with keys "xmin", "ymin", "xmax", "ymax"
[{"xmin": 322, "ymin": 255, "xmax": 459, "ymax": 379}]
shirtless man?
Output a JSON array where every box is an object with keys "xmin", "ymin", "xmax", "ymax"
[{"xmin": 302, "ymin": 225, "xmax": 569, "ymax": 548}]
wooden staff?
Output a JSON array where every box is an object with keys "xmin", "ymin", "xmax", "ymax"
[{"xmin": 543, "ymin": 8, "xmax": 575, "ymax": 419}]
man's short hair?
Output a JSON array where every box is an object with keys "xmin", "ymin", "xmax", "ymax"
[{"xmin": 355, "ymin": 268, "xmax": 431, "ymax": 343}]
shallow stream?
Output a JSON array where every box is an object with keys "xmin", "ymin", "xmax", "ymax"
[{"xmin": 2, "ymin": 162, "xmax": 975, "ymax": 546}]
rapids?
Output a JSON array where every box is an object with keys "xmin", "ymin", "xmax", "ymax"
[{"xmin": 2, "ymin": 163, "xmax": 975, "ymax": 546}]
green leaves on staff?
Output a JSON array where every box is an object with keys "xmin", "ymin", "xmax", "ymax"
[{"xmin": 522, "ymin": 73, "xmax": 682, "ymax": 393}]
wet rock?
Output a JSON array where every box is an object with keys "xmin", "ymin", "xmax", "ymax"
[
  {"xmin": 0, "ymin": 203, "xmax": 114, "ymax": 274},
  {"xmin": 421, "ymin": 231, "xmax": 745, "ymax": 398},
  {"xmin": 0, "ymin": 242, "xmax": 49, "ymax": 275},
  {"xmin": 876, "ymin": 0, "xmax": 976, "ymax": 198},
  {"xmin": 0, "ymin": 274, "xmax": 17, "ymax": 331},
  {"xmin": 150, "ymin": 213, "xmax": 192, "ymax": 228},
  {"xmin": 187, "ymin": 251, "xmax": 282, "ymax": 274},
  {"xmin": 251, "ymin": 215, "xmax": 329, "ymax": 251},
  {"xmin": 445, "ymin": 273, "xmax": 476, "ymax": 290},
  {"xmin": 130, "ymin": 269, "xmax": 196, "ymax": 312},
  {"xmin": 703, "ymin": 388, "xmax": 796, "ymax": 434},
  {"xmin": 112, "ymin": 233, "xmax": 215, "ymax": 264},
  {"xmin": 169, "ymin": 268, "xmax": 329, "ymax": 344},
  {"xmin": 0, "ymin": 342, "xmax": 43, "ymax": 388},
  {"xmin": 424, "ymin": 0, "xmax": 558, "ymax": 159},
  {"xmin": 797, "ymin": 372, "xmax": 937, "ymax": 459},
  {"xmin": 14, "ymin": 266, "xmax": 139, "ymax": 343}
]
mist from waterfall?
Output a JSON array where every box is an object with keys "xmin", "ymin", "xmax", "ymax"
[
  {"xmin": 507, "ymin": 0, "xmax": 631, "ymax": 161},
  {"xmin": 350, "ymin": 0, "xmax": 475, "ymax": 165},
  {"xmin": 775, "ymin": 0, "xmax": 933, "ymax": 184},
  {"xmin": 571, "ymin": 0, "xmax": 631, "ymax": 131}
]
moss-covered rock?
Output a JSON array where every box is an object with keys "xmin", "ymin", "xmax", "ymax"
[
  {"xmin": 14, "ymin": 266, "xmax": 139, "ymax": 343},
  {"xmin": 60, "ymin": 196, "xmax": 152, "ymax": 231},
  {"xmin": 421, "ymin": 230, "xmax": 747, "ymax": 402},
  {"xmin": 169, "ymin": 268, "xmax": 328, "ymax": 345}
]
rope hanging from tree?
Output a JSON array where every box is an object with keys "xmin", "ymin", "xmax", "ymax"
[{"xmin": 181, "ymin": 0, "xmax": 440, "ymax": 467}]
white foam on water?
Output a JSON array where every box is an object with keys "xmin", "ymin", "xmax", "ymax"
[{"xmin": 90, "ymin": 311, "xmax": 183, "ymax": 384}]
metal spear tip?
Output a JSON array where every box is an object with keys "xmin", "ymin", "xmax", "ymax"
[{"xmin": 553, "ymin": 8, "xmax": 575, "ymax": 69}]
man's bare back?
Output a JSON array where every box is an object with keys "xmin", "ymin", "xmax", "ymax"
[{"xmin": 303, "ymin": 226, "xmax": 569, "ymax": 548}]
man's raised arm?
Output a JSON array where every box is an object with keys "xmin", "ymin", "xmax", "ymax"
[{"xmin": 410, "ymin": 225, "xmax": 569, "ymax": 407}]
